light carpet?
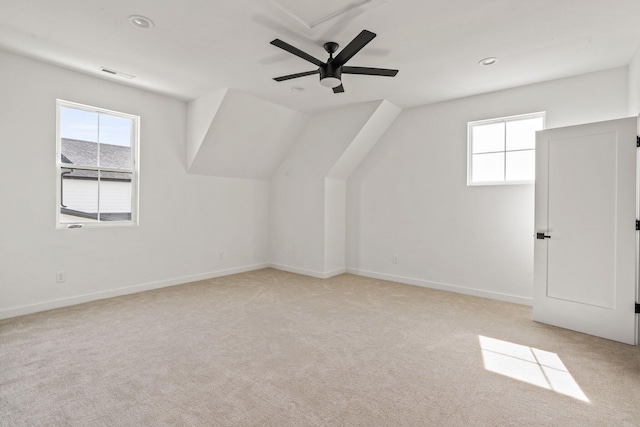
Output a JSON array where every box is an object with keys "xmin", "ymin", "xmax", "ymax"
[{"xmin": 1, "ymin": 268, "xmax": 639, "ymax": 426}]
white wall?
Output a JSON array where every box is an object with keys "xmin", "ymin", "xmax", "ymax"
[
  {"xmin": 186, "ymin": 88, "xmax": 227, "ymax": 169},
  {"xmin": 269, "ymin": 102, "xmax": 380, "ymax": 276},
  {"xmin": 324, "ymin": 178, "xmax": 346, "ymax": 274},
  {"xmin": 629, "ymin": 45, "xmax": 640, "ymax": 116},
  {"xmin": 347, "ymin": 67, "xmax": 630, "ymax": 304},
  {"xmin": 0, "ymin": 51, "xmax": 269, "ymax": 318}
]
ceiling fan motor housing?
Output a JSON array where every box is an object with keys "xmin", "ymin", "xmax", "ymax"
[{"xmin": 319, "ymin": 62, "xmax": 342, "ymax": 88}]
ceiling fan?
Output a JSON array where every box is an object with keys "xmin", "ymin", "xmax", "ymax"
[{"xmin": 270, "ymin": 30, "xmax": 398, "ymax": 93}]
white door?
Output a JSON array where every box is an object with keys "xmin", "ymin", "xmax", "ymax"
[{"xmin": 534, "ymin": 117, "xmax": 638, "ymax": 345}]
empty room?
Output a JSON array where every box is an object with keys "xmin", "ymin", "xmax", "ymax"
[{"xmin": 1, "ymin": 0, "xmax": 640, "ymax": 425}]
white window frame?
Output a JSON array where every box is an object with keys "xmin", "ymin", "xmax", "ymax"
[
  {"xmin": 55, "ymin": 100, "xmax": 140, "ymax": 229},
  {"xmin": 467, "ymin": 111, "xmax": 545, "ymax": 186}
]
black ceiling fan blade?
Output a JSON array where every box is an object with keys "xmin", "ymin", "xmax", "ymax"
[
  {"xmin": 342, "ymin": 66, "xmax": 398, "ymax": 77},
  {"xmin": 273, "ymin": 70, "xmax": 319, "ymax": 82},
  {"xmin": 270, "ymin": 39, "xmax": 324, "ymax": 67},
  {"xmin": 333, "ymin": 84, "xmax": 345, "ymax": 94},
  {"xmin": 332, "ymin": 30, "xmax": 376, "ymax": 66}
]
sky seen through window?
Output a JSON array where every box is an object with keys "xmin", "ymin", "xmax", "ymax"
[{"xmin": 60, "ymin": 106, "xmax": 132, "ymax": 147}]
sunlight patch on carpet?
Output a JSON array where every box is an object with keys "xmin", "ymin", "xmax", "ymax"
[{"xmin": 479, "ymin": 336, "xmax": 589, "ymax": 403}]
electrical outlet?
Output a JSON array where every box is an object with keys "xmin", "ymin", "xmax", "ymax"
[
  {"xmin": 393, "ymin": 255, "xmax": 399, "ymax": 264},
  {"xmin": 56, "ymin": 271, "xmax": 66, "ymax": 283}
]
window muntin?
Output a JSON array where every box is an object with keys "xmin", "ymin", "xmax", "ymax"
[
  {"xmin": 468, "ymin": 112, "xmax": 545, "ymax": 185},
  {"xmin": 56, "ymin": 100, "xmax": 139, "ymax": 227}
]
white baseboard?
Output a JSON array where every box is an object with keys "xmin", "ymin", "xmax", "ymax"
[
  {"xmin": 1, "ymin": 264, "xmax": 530, "ymax": 320},
  {"xmin": 269, "ymin": 263, "xmax": 345, "ymax": 279},
  {"xmin": 0, "ymin": 263, "xmax": 269, "ymax": 320},
  {"xmin": 323, "ymin": 268, "xmax": 347, "ymax": 278},
  {"xmin": 346, "ymin": 268, "xmax": 532, "ymax": 306}
]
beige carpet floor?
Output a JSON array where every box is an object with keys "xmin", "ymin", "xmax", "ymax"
[{"xmin": 1, "ymin": 268, "xmax": 639, "ymax": 426}]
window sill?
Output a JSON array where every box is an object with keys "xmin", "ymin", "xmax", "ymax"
[{"xmin": 56, "ymin": 221, "xmax": 138, "ymax": 230}]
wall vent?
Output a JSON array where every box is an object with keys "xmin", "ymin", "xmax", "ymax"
[{"xmin": 100, "ymin": 67, "xmax": 135, "ymax": 80}]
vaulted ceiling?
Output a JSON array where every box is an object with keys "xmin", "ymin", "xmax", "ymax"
[{"xmin": 1, "ymin": 0, "xmax": 639, "ymax": 113}]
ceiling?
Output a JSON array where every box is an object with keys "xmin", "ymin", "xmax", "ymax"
[{"xmin": 1, "ymin": 0, "xmax": 639, "ymax": 113}]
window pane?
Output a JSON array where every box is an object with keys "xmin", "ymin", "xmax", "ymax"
[
  {"xmin": 472, "ymin": 122, "xmax": 505, "ymax": 154},
  {"xmin": 506, "ymin": 150, "xmax": 535, "ymax": 181},
  {"xmin": 99, "ymin": 171, "xmax": 132, "ymax": 221},
  {"xmin": 60, "ymin": 107, "xmax": 99, "ymax": 167},
  {"xmin": 99, "ymin": 114, "xmax": 132, "ymax": 169},
  {"xmin": 99, "ymin": 140, "xmax": 132, "ymax": 169},
  {"xmin": 60, "ymin": 106, "xmax": 98, "ymax": 143},
  {"xmin": 506, "ymin": 117, "xmax": 544, "ymax": 151},
  {"xmin": 61, "ymin": 139, "xmax": 98, "ymax": 168},
  {"xmin": 472, "ymin": 152, "xmax": 504, "ymax": 182},
  {"xmin": 60, "ymin": 169, "xmax": 98, "ymax": 223}
]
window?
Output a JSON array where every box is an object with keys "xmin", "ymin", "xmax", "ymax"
[
  {"xmin": 56, "ymin": 100, "xmax": 139, "ymax": 227},
  {"xmin": 468, "ymin": 112, "xmax": 545, "ymax": 185}
]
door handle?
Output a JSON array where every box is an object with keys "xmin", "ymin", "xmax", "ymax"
[{"xmin": 536, "ymin": 232, "xmax": 551, "ymax": 239}]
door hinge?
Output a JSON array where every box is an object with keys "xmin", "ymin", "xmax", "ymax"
[
  {"xmin": 636, "ymin": 220, "xmax": 640, "ymax": 230},
  {"xmin": 637, "ymin": 136, "xmax": 640, "ymax": 147},
  {"xmin": 636, "ymin": 303, "xmax": 640, "ymax": 314}
]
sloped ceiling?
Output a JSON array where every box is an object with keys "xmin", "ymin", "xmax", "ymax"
[
  {"xmin": 0, "ymin": 0, "xmax": 639, "ymax": 113},
  {"xmin": 187, "ymin": 89, "xmax": 308, "ymax": 180},
  {"xmin": 327, "ymin": 100, "xmax": 401, "ymax": 180}
]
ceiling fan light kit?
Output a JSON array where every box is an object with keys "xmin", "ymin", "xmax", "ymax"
[
  {"xmin": 319, "ymin": 65, "xmax": 342, "ymax": 88},
  {"xmin": 270, "ymin": 29, "xmax": 398, "ymax": 94}
]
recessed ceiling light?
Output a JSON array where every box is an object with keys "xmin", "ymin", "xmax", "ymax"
[
  {"xmin": 478, "ymin": 57, "xmax": 499, "ymax": 66},
  {"xmin": 129, "ymin": 15, "xmax": 154, "ymax": 29},
  {"xmin": 291, "ymin": 86, "xmax": 306, "ymax": 92}
]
